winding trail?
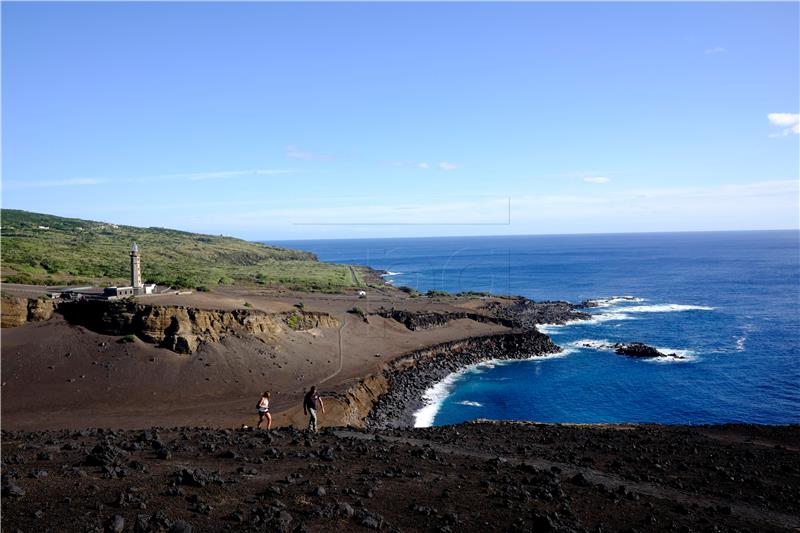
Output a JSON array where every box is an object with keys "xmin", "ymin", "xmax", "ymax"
[
  {"xmin": 348, "ymin": 266, "xmax": 362, "ymax": 287},
  {"xmin": 333, "ymin": 430, "xmax": 800, "ymax": 530},
  {"xmin": 319, "ymin": 313, "xmax": 348, "ymax": 385}
]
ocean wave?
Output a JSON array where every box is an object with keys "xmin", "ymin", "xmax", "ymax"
[
  {"xmin": 456, "ymin": 400, "xmax": 483, "ymax": 407},
  {"xmin": 619, "ymin": 304, "xmax": 715, "ymax": 313},
  {"xmin": 586, "ymin": 296, "xmax": 645, "ymax": 307},
  {"xmin": 570, "ymin": 339, "xmax": 613, "ymax": 351},
  {"xmin": 570, "ymin": 339, "xmax": 698, "ymax": 362},
  {"xmin": 381, "ymin": 271, "xmax": 403, "ymax": 276},
  {"xmin": 735, "ymin": 336, "xmax": 746, "ymax": 351},
  {"xmin": 643, "ymin": 350, "xmax": 698, "ymax": 364},
  {"xmin": 536, "ymin": 312, "xmax": 634, "ymax": 334},
  {"xmin": 412, "ymin": 369, "xmax": 467, "ymax": 428}
]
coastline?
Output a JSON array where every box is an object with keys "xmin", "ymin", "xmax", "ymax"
[{"xmin": 363, "ymin": 328, "xmax": 560, "ymax": 429}]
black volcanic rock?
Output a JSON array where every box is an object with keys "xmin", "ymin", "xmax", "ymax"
[
  {"xmin": 483, "ymin": 298, "xmax": 590, "ymax": 328},
  {"xmin": 366, "ymin": 330, "xmax": 560, "ymax": 429},
  {"xmin": 375, "ymin": 309, "xmax": 513, "ymax": 331},
  {"xmin": 613, "ymin": 343, "xmax": 681, "ymax": 359}
]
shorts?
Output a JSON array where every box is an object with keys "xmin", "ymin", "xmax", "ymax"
[{"xmin": 258, "ymin": 408, "xmax": 269, "ymax": 415}]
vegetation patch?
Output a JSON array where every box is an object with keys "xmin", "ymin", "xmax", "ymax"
[
  {"xmin": 348, "ymin": 305, "xmax": 368, "ymax": 322},
  {"xmin": 1, "ymin": 209, "xmax": 381, "ymax": 293}
]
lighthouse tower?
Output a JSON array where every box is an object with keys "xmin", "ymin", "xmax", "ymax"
[{"xmin": 130, "ymin": 242, "xmax": 143, "ymax": 292}]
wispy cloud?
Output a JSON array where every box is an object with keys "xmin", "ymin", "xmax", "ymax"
[
  {"xmin": 285, "ymin": 145, "xmax": 335, "ymax": 161},
  {"xmin": 389, "ymin": 160, "xmax": 456, "ymax": 170},
  {"xmin": 768, "ymin": 113, "xmax": 800, "ymax": 137},
  {"xmin": 168, "ymin": 179, "xmax": 797, "ymax": 234},
  {"xmin": 2, "ymin": 169, "xmax": 297, "ymax": 190},
  {"xmin": 583, "ymin": 176, "xmax": 611, "ymax": 184},
  {"xmin": 704, "ymin": 46, "xmax": 727, "ymax": 55},
  {"xmin": 183, "ymin": 169, "xmax": 294, "ymax": 181},
  {"xmin": 2, "ymin": 177, "xmax": 106, "ymax": 189}
]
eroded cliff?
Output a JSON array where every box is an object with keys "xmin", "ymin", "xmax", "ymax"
[
  {"xmin": 48, "ymin": 300, "xmax": 339, "ymax": 354},
  {"xmin": 0, "ymin": 294, "xmax": 56, "ymax": 328}
]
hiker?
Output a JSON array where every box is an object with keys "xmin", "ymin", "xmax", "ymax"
[
  {"xmin": 303, "ymin": 386, "xmax": 324, "ymax": 433},
  {"xmin": 256, "ymin": 391, "xmax": 272, "ymax": 430}
]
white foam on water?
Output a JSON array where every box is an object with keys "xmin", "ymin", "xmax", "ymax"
[
  {"xmin": 412, "ymin": 369, "xmax": 467, "ymax": 428},
  {"xmin": 735, "ymin": 336, "xmax": 746, "ymax": 351},
  {"xmin": 537, "ymin": 347, "xmax": 577, "ymax": 360},
  {"xmin": 381, "ymin": 271, "xmax": 403, "ymax": 276},
  {"xmin": 536, "ymin": 312, "xmax": 633, "ymax": 334},
  {"xmin": 586, "ymin": 296, "xmax": 645, "ymax": 307},
  {"xmin": 588, "ymin": 312, "xmax": 635, "ymax": 323},
  {"xmin": 536, "ymin": 323, "xmax": 564, "ymax": 334},
  {"xmin": 644, "ymin": 348, "xmax": 699, "ymax": 364},
  {"xmin": 621, "ymin": 304, "xmax": 715, "ymax": 313},
  {"xmin": 569, "ymin": 339, "xmax": 698, "ymax": 362},
  {"xmin": 570, "ymin": 339, "xmax": 614, "ymax": 351},
  {"xmin": 412, "ymin": 350, "xmax": 578, "ymax": 427},
  {"xmin": 457, "ymin": 401, "xmax": 483, "ymax": 407}
]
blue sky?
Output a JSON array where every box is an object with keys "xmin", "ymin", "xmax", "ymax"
[{"xmin": 2, "ymin": 2, "xmax": 798, "ymax": 240}]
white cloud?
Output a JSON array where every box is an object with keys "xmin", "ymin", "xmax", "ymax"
[
  {"xmin": 285, "ymin": 145, "xmax": 335, "ymax": 160},
  {"xmin": 704, "ymin": 46, "xmax": 727, "ymax": 55},
  {"xmin": 418, "ymin": 162, "xmax": 430, "ymax": 169},
  {"xmin": 583, "ymin": 176, "xmax": 610, "ymax": 184},
  {"xmin": 285, "ymin": 145, "xmax": 314, "ymax": 160},
  {"xmin": 439, "ymin": 162, "xmax": 461, "ymax": 171},
  {"xmin": 767, "ymin": 113, "xmax": 800, "ymax": 136}
]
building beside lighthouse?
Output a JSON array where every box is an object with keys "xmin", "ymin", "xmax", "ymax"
[{"xmin": 103, "ymin": 242, "xmax": 156, "ymax": 298}]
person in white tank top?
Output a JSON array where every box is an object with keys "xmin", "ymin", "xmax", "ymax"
[{"xmin": 256, "ymin": 391, "xmax": 272, "ymax": 430}]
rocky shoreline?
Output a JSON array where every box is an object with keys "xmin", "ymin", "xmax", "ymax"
[
  {"xmin": 365, "ymin": 329, "xmax": 559, "ymax": 429},
  {"xmin": 364, "ymin": 298, "xmax": 588, "ymax": 429}
]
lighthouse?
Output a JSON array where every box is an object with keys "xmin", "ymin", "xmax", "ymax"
[
  {"xmin": 130, "ymin": 241, "xmax": 143, "ymax": 291},
  {"xmin": 102, "ymin": 242, "xmax": 156, "ymax": 299}
]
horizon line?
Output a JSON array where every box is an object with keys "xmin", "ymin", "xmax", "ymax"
[{"xmin": 265, "ymin": 227, "xmax": 800, "ymax": 243}]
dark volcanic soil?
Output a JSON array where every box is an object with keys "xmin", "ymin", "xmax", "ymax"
[{"xmin": 2, "ymin": 422, "xmax": 798, "ymax": 532}]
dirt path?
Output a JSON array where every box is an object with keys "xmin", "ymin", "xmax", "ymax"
[
  {"xmin": 333, "ymin": 430, "xmax": 800, "ymax": 530},
  {"xmin": 319, "ymin": 313, "xmax": 348, "ymax": 385},
  {"xmin": 348, "ymin": 265, "xmax": 362, "ymax": 287}
]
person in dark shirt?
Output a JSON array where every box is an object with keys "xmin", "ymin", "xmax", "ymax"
[{"xmin": 303, "ymin": 386, "xmax": 325, "ymax": 433}]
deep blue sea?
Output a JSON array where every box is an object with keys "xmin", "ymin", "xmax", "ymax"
[{"xmin": 275, "ymin": 232, "xmax": 800, "ymax": 426}]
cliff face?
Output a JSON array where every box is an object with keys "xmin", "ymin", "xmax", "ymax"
[
  {"xmin": 57, "ymin": 300, "xmax": 338, "ymax": 354},
  {"xmin": 0, "ymin": 294, "xmax": 56, "ymax": 328}
]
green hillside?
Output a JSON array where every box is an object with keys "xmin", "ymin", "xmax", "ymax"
[{"xmin": 0, "ymin": 209, "xmax": 375, "ymax": 292}]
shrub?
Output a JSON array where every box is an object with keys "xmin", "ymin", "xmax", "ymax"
[
  {"xmin": 286, "ymin": 313, "xmax": 302, "ymax": 330},
  {"xmin": 118, "ymin": 334, "xmax": 136, "ymax": 343},
  {"xmin": 426, "ymin": 290, "xmax": 450, "ymax": 297},
  {"xmin": 243, "ymin": 301, "xmax": 252, "ymax": 308},
  {"xmin": 348, "ymin": 305, "xmax": 368, "ymax": 321},
  {"xmin": 398, "ymin": 286, "xmax": 417, "ymax": 294},
  {"xmin": 196, "ymin": 285, "xmax": 210, "ymax": 292},
  {"xmin": 294, "ymin": 301, "xmax": 305, "ymax": 310}
]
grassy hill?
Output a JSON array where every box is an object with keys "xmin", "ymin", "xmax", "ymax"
[{"xmin": 0, "ymin": 209, "xmax": 376, "ymax": 292}]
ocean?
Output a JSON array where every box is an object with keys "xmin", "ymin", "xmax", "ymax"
[{"xmin": 275, "ymin": 231, "xmax": 800, "ymax": 426}]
